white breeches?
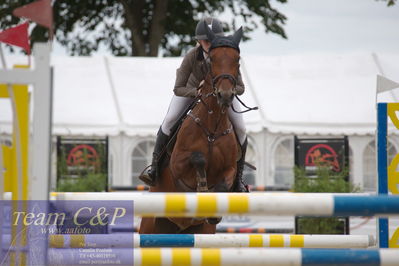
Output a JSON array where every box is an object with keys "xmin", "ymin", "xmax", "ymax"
[{"xmin": 161, "ymin": 95, "xmax": 247, "ymax": 145}]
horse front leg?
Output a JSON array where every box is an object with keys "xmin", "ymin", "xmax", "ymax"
[
  {"xmin": 207, "ymin": 166, "xmax": 236, "ymax": 225},
  {"xmin": 189, "ymin": 151, "xmax": 209, "ymax": 224},
  {"xmin": 190, "ymin": 151, "xmax": 208, "ymax": 192}
]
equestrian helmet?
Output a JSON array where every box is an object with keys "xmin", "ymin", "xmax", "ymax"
[{"xmin": 195, "ymin": 17, "xmax": 224, "ymax": 40}]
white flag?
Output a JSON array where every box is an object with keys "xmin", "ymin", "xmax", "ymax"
[{"xmin": 377, "ymin": 75, "xmax": 399, "ymax": 94}]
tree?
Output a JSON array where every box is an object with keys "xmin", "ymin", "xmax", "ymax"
[
  {"xmin": 0, "ymin": 0, "xmax": 288, "ymax": 56},
  {"xmin": 378, "ymin": 0, "xmax": 396, "ymax": 6}
]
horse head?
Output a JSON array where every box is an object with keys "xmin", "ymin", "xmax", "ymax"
[{"xmin": 204, "ymin": 22, "xmax": 243, "ymax": 108}]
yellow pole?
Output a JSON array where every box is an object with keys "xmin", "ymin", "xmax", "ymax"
[
  {"xmin": 387, "ymin": 103, "xmax": 399, "ymax": 248},
  {"xmin": 0, "ymin": 65, "xmax": 30, "ymax": 266},
  {"xmin": 0, "ymin": 83, "xmax": 29, "ymax": 200}
]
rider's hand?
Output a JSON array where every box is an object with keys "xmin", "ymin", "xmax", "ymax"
[
  {"xmin": 196, "ymin": 80, "xmax": 205, "ymax": 96},
  {"xmin": 196, "ymin": 88, "xmax": 202, "ymax": 96},
  {"xmin": 198, "ymin": 80, "xmax": 205, "ymax": 89}
]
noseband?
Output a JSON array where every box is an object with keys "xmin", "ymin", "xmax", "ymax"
[{"xmin": 212, "ymin": 73, "xmax": 237, "ymax": 94}]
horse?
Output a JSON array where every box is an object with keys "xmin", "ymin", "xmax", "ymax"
[{"xmin": 139, "ymin": 24, "xmax": 243, "ymax": 234}]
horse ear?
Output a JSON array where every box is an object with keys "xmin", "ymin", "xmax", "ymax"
[
  {"xmin": 232, "ymin": 26, "xmax": 243, "ymax": 45},
  {"xmin": 203, "ymin": 21, "xmax": 216, "ymax": 42}
]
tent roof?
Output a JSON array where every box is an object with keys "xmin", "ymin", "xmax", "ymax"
[
  {"xmin": 243, "ymin": 53, "xmax": 399, "ymax": 135},
  {"xmin": 0, "ymin": 52, "xmax": 398, "ymax": 136}
]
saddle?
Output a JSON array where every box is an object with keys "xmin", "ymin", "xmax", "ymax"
[{"xmin": 166, "ymin": 100, "xmax": 197, "ymax": 156}]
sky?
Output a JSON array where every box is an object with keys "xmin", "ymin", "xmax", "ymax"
[
  {"xmin": 239, "ymin": 0, "xmax": 399, "ymax": 56},
  {"xmin": 50, "ymin": 0, "xmax": 398, "ymax": 56}
]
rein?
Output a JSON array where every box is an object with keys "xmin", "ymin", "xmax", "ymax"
[{"xmin": 232, "ymin": 95, "xmax": 259, "ymax": 113}]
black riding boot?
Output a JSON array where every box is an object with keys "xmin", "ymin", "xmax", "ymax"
[
  {"xmin": 233, "ymin": 137, "xmax": 250, "ymax": 192},
  {"xmin": 139, "ymin": 128, "xmax": 169, "ymax": 186}
]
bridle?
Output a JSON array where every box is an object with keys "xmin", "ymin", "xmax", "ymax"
[
  {"xmin": 212, "ymin": 73, "xmax": 237, "ymax": 96},
  {"xmin": 208, "ymin": 49, "xmax": 257, "ymax": 114}
]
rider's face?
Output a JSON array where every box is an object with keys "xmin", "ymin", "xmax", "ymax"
[{"xmin": 198, "ymin": 40, "xmax": 211, "ymax": 52}]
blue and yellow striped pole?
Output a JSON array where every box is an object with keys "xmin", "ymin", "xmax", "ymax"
[
  {"xmin": 39, "ymin": 233, "xmax": 375, "ymax": 249},
  {"xmin": 46, "ymin": 248, "xmax": 399, "ymax": 266},
  {"xmin": 51, "ymin": 192, "xmax": 399, "ymax": 217}
]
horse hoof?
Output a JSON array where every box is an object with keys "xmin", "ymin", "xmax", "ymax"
[
  {"xmin": 191, "ymin": 218, "xmax": 205, "ymax": 223},
  {"xmin": 206, "ymin": 217, "xmax": 222, "ymax": 225}
]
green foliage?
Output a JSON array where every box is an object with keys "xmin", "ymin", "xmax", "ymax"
[
  {"xmin": 294, "ymin": 165, "xmax": 359, "ymax": 234},
  {"xmin": 377, "ymin": 0, "xmax": 397, "ymax": 6},
  {"xmin": 0, "ymin": 0, "xmax": 288, "ymax": 56},
  {"xmin": 56, "ymin": 173, "xmax": 107, "ymax": 192},
  {"xmin": 296, "ymin": 217, "xmax": 346, "ymax": 235},
  {"xmin": 57, "ymin": 144, "xmax": 69, "ymax": 179},
  {"xmin": 294, "ymin": 166, "xmax": 359, "ymax": 193}
]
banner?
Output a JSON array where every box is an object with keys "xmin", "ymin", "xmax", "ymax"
[
  {"xmin": 294, "ymin": 136, "xmax": 350, "ymax": 235},
  {"xmin": 56, "ymin": 137, "xmax": 108, "ymax": 181},
  {"xmin": 1, "ymin": 200, "xmax": 134, "ymax": 265},
  {"xmin": 0, "ymin": 22, "xmax": 30, "ymax": 54},
  {"xmin": 13, "ymin": 0, "xmax": 53, "ymax": 29},
  {"xmin": 294, "ymin": 137, "xmax": 349, "ymax": 179}
]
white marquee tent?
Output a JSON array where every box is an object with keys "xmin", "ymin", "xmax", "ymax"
[
  {"xmin": 2, "ymin": 52, "xmax": 399, "ymax": 135},
  {"xmin": 1, "ymin": 52, "xmax": 398, "ymax": 189}
]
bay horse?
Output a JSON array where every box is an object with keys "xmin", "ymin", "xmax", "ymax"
[{"xmin": 139, "ymin": 25, "xmax": 243, "ymax": 234}]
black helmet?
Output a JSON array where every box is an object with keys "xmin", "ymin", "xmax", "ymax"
[{"xmin": 195, "ymin": 17, "xmax": 224, "ymax": 40}]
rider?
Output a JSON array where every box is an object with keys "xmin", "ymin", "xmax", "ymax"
[{"xmin": 139, "ymin": 17, "xmax": 248, "ymax": 192}]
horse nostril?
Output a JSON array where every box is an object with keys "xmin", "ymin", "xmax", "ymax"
[{"xmin": 217, "ymin": 92, "xmax": 222, "ymax": 98}]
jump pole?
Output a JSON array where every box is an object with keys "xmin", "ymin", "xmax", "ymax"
[
  {"xmin": 39, "ymin": 234, "xmax": 376, "ymax": 249},
  {"xmin": 47, "ymin": 248, "xmax": 399, "ymax": 266},
  {"xmin": 108, "ymin": 225, "xmax": 294, "ymax": 234},
  {"xmin": 51, "ymin": 192, "xmax": 399, "ymax": 217}
]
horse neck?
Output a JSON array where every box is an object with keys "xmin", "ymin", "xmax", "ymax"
[{"xmin": 196, "ymin": 83, "xmax": 230, "ymax": 133}]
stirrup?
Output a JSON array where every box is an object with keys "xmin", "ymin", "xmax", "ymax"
[
  {"xmin": 139, "ymin": 174, "xmax": 155, "ymax": 187},
  {"xmin": 138, "ymin": 166, "xmax": 156, "ymax": 186},
  {"xmin": 234, "ymin": 180, "xmax": 249, "ymax": 193}
]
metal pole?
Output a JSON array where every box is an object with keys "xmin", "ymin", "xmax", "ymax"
[{"xmin": 377, "ymin": 103, "xmax": 389, "ymax": 248}]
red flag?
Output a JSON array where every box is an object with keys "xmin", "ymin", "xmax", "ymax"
[
  {"xmin": 0, "ymin": 22, "xmax": 30, "ymax": 54},
  {"xmin": 13, "ymin": 0, "xmax": 53, "ymax": 30}
]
